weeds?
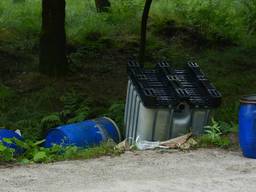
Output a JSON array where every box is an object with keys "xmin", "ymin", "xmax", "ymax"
[
  {"xmin": 204, "ymin": 119, "xmax": 222, "ymax": 142},
  {"xmin": 152, "ymin": 0, "xmax": 256, "ymax": 47},
  {"xmin": 0, "ymin": 138, "xmax": 120, "ymax": 164},
  {"xmin": 0, "ymin": 0, "xmax": 256, "ymax": 48},
  {"xmin": 106, "ymin": 101, "xmax": 125, "ymax": 132},
  {"xmin": 197, "ymin": 119, "xmax": 235, "ymax": 148},
  {"xmin": 0, "ymin": 141, "xmax": 15, "ymax": 162},
  {"xmin": 0, "ymin": 0, "xmax": 254, "ymax": 157}
]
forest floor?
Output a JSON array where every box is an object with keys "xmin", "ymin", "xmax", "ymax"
[
  {"xmin": 0, "ymin": 12, "xmax": 256, "ymax": 140},
  {"xmin": 0, "ymin": 149, "xmax": 256, "ymax": 192}
]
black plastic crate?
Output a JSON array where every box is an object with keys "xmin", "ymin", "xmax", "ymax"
[{"xmin": 127, "ymin": 60, "xmax": 221, "ymax": 108}]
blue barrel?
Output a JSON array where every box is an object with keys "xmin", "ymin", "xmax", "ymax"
[
  {"xmin": 0, "ymin": 129, "xmax": 23, "ymax": 153},
  {"xmin": 239, "ymin": 95, "xmax": 256, "ymax": 158},
  {"xmin": 44, "ymin": 117, "xmax": 121, "ymax": 148}
]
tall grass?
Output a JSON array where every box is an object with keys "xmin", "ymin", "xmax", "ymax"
[
  {"xmin": 66, "ymin": 0, "xmax": 143, "ymax": 44},
  {"xmin": 0, "ymin": 0, "xmax": 255, "ymax": 128},
  {"xmin": 152, "ymin": 0, "xmax": 256, "ymax": 47},
  {"xmin": 0, "ymin": 0, "xmax": 144, "ymax": 46},
  {"xmin": 0, "ymin": 0, "xmax": 255, "ymax": 47}
]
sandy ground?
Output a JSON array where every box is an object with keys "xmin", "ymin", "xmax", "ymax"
[{"xmin": 0, "ymin": 149, "xmax": 256, "ymax": 192}]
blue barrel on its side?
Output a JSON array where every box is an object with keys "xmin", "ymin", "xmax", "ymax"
[
  {"xmin": 0, "ymin": 129, "xmax": 23, "ymax": 154},
  {"xmin": 239, "ymin": 95, "xmax": 256, "ymax": 158},
  {"xmin": 44, "ymin": 117, "xmax": 121, "ymax": 148}
]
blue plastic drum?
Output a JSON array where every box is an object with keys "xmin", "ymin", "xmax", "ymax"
[
  {"xmin": 0, "ymin": 129, "xmax": 23, "ymax": 153},
  {"xmin": 44, "ymin": 117, "xmax": 121, "ymax": 148},
  {"xmin": 239, "ymin": 95, "xmax": 256, "ymax": 158}
]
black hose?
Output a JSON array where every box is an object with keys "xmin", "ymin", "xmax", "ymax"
[{"xmin": 139, "ymin": 0, "xmax": 153, "ymax": 67}]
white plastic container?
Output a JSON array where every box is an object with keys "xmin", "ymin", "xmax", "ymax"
[{"xmin": 124, "ymin": 80, "xmax": 210, "ymax": 144}]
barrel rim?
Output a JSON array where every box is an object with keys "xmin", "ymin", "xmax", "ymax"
[
  {"xmin": 102, "ymin": 117, "xmax": 121, "ymax": 143},
  {"xmin": 240, "ymin": 95, "xmax": 256, "ymax": 104}
]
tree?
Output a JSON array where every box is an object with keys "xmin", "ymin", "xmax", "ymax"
[
  {"xmin": 39, "ymin": 0, "xmax": 68, "ymax": 77},
  {"xmin": 95, "ymin": 0, "xmax": 111, "ymax": 12},
  {"xmin": 139, "ymin": 0, "xmax": 153, "ymax": 66}
]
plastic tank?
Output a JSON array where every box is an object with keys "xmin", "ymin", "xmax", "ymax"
[
  {"xmin": 0, "ymin": 129, "xmax": 23, "ymax": 153},
  {"xmin": 44, "ymin": 117, "xmax": 121, "ymax": 148},
  {"xmin": 124, "ymin": 60, "xmax": 221, "ymax": 144},
  {"xmin": 239, "ymin": 95, "xmax": 256, "ymax": 158}
]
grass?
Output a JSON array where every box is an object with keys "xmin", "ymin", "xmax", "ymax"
[
  {"xmin": 0, "ymin": 139, "xmax": 121, "ymax": 164},
  {"xmin": 0, "ymin": 0, "xmax": 255, "ymax": 146},
  {"xmin": 1, "ymin": 0, "xmax": 255, "ymax": 47}
]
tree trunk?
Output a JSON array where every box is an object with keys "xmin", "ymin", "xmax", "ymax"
[
  {"xmin": 39, "ymin": 0, "xmax": 67, "ymax": 77},
  {"xmin": 139, "ymin": 0, "xmax": 153, "ymax": 66},
  {"xmin": 95, "ymin": 0, "xmax": 111, "ymax": 12}
]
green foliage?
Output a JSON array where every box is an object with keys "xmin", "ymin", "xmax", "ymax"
[
  {"xmin": 0, "ymin": 84, "xmax": 14, "ymax": 100},
  {"xmin": 219, "ymin": 121, "xmax": 238, "ymax": 134},
  {"xmin": 0, "ymin": 141, "xmax": 15, "ymax": 162},
  {"xmin": 66, "ymin": 0, "xmax": 143, "ymax": 44},
  {"xmin": 60, "ymin": 90, "xmax": 90, "ymax": 124},
  {"xmin": 197, "ymin": 119, "xmax": 232, "ymax": 148},
  {"xmin": 205, "ymin": 119, "xmax": 222, "ymax": 141},
  {"xmin": 242, "ymin": 0, "xmax": 256, "ymax": 34},
  {"xmin": 152, "ymin": 0, "xmax": 256, "ymax": 47},
  {"xmin": 0, "ymin": 138, "xmax": 120, "ymax": 164},
  {"xmin": 40, "ymin": 113, "xmax": 61, "ymax": 132},
  {"xmin": 106, "ymin": 101, "xmax": 125, "ymax": 134},
  {"xmin": 0, "ymin": 0, "xmax": 255, "ymax": 152},
  {"xmin": 0, "ymin": 86, "xmax": 92, "ymax": 140},
  {"xmin": 0, "ymin": 0, "xmax": 255, "ymax": 48},
  {"xmin": 198, "ymin": 135, "xmax": 231, "ymax": 149}
]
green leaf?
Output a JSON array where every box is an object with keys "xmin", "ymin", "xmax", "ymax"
[
  {"xmin": 0, "ymin": 143, "xmax": 6, "ymax": 152},
  {"xmin": 20, "ymin": 158, "xmax": 31, "ymax": 164},
  {"xmin": 13, "ymin": 138, "xmax": 28, "ymax": 149},
  {"xmin": 33, "ymin": 140, "xmax": 45, "ymax": 147},
  {"xmin": 3, "ymin": 138, "xmax": 12, "ymax": 144},
  {"xmin": 33, "ymin": 151, "xmax": 47, "ymax": 162}
]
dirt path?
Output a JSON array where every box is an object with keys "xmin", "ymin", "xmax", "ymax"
[{"xmin": 0, "ymin": 149, "xmax": 256, "ymax": 192}]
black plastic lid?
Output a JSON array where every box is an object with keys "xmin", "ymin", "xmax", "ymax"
[{"xmin": 127, "ymin": 60, "xmax": 222, "ymax": 108}]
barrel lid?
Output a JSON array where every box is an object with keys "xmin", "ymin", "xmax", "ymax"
[{"xmin": 240, "ymin": 95, "xmax": 256, "ymax": 104}]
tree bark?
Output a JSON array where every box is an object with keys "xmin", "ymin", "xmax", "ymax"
[
  {"xmin": 139, "ymin": 0, "xmax": 153, "ymax": 66},
  {"xmin": 39, "ymin": 0, "xmax": 67, "ymax": 77},
  {"xmin": 95, "ymin": 0, "xmax": 111, "ymax": 12}
]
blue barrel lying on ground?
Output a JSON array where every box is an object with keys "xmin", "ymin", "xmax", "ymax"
[
  {"xmin": 0, "ymin": 129, "xmax": 23, "ymax": 154},
  {"xmin": 44, "ymin": 117, "xmax": 121, "ymax": 148},
  {"xmin": 239, "ymin": 95, "xmax": 256, "ymax": 159}
]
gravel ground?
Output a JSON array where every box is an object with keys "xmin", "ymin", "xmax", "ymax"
[{"xmin": 0, "ymin": 149, "xmax": 256, "ymax": 192}]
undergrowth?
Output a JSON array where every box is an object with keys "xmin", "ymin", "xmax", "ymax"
[
  {"xmin": 0, "ymin": 89, "xmax": 92, "ymax": 140},
  {"xmin": 0, "ymin": 0, "xmax": 256, "ymax": 48},
  {"xmin": 0, "ymin": 139, "xmax": 120, "ymax": 164},
  {"xmin": 0, "ymin": 0, "xmax": 255, "ymax": 155},
  {"xmin": 197, "ymin": 119, "xmax": 238, "ymax": 149}
]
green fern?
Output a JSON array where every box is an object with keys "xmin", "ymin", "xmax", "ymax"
[
  {"xmin": 40, "ymin": 113, "xmax": 61, "ymax": 130},
  {"xmin": 204, "ymin": 118, "xmax": 222, "ymax": 141},
  {"xmin": 60, "ymin": 90, "xmax": 90, "ymax": 123},
  {"xmin": 0, "ymin": 142, "xmax": 15, "ymax": 162},
  {"xmin": 67, "ymin": 106, "xmax": 90, "ymax": 124}
]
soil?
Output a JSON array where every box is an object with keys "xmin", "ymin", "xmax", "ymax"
[
  {"xmin": 0, "ymin": 149, "xmax": 256, "ymax": 192},
  {"xmin": 0, "ymin": 46, "xmax": 130, "ymax": 107}
]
